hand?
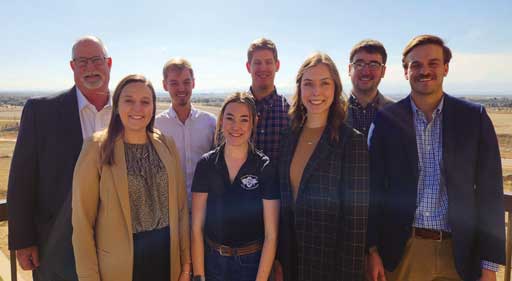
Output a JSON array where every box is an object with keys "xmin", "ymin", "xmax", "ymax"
[
  {"xmin": 366, "ymin": 251, "xmax": 386, "ymax": 281},
  {"xmin": 16, "ymin": 246, "xmax": 40, "ymax": 270},
  {"xmin": 273, "ymin": 260, "xmax": 283, "ymax": 281},
  {"xmin": 480, "ymin": 269, "xmax": 496, "ymax": 281},
  {"xmin": 179, "ymin": 271, "xmax": 191, "ymax": 281}
]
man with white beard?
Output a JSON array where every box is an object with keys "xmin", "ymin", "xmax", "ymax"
[{"xmin": 8, "ymin": 35, "xmax": 112, "ymax": 281}]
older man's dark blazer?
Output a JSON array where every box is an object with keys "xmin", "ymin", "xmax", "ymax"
[
  {"xmin": 367, "ymin": 94, "xmax": 505, "ymax": 281},
  {"xmin": 7, "ymin": 87, "xmax": 82, "ymax": 281},
  {"xmin": 277, "ymin": 124, "xmax": 369, "ymax": 281}
]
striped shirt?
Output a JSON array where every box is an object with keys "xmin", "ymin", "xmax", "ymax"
[
  {"xmin": 250, "ymin": 87, "xmax": 290, "ymax": 161},
  {"xmin": 410, "ymin": 97, "xmax": 498, "ymax": 272}
]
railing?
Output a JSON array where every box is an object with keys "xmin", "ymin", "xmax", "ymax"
[
  {"xmin": 0, "ymin": 194, "xmax": 511, "ymax": 281},
  {"xmin": 505, "ymin": 191, "xmax": 512, "ymax": 281},
  {"xmin": 0, "ymin": 199, "xmax": 16, "ymax": 281}
]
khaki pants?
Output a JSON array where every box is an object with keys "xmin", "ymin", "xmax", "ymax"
[{"xmin": 385, "ymin": 237, "xmax": 462, "ymax": 281}]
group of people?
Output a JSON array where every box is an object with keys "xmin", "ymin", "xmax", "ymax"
[{"xmin": 6, "ymin": 34, "xmax": 505, "ymax": 281}]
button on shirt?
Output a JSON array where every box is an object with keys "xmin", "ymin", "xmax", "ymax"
[
  {"xmin": 76, "ymin": 88, "xmax": 112, "ymax": 139},
  {"xmin": 250, "ymin": 87, "xmax": 290, "ymax": 161},
  {"xmin": 155, "ymin": 106, "xmax": 216, "ymax": 204},
  {"xmin": 348, "ymin": 94, "xmax": 379, "ymax": 136},
  {"xmin": 411, "ymin": 98, "xmax": 448, "ymax": 231},
  {"xmin": 410, "ymin": 97, "xmax": 498, "ymax": 271}
]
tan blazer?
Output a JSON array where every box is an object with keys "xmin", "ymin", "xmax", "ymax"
[{"xmin": 72, "ymin": 130, "xmax": 191, "ymax": 281}]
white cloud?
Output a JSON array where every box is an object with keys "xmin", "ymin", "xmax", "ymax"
[{"xmin": 448, "ymin": 52, "xmax": 511, "ymax": 83}]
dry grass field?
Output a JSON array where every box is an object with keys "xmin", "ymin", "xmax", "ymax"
[
  {"xmin": 490, "ymin": 112, "xmax": 512, "ymax": 135},
  {"xmin": 491, "ymin": 110, "xmax": 512, "ymax": 191},
  {"xmin": 0, "ymin": 141, "xmax": 15, "ymax": 200},
  {"xmin": 0, "ymin": 106, "xmax": 22, "ymax": 121},
  {"xmin": 0, "ymin": 103, "xmax": 509, "ymax": 280}
]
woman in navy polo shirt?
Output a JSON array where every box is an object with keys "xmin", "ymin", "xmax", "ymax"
[{"xmin": 190, "ymin": 92, "xmax": 280, "ymax": 281}]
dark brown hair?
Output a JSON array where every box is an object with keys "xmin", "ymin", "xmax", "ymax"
[
  {"xmin": 100, "ymin": 74, "xmax": 157, "ymax": 165},
  {"xmin": 289, "ymin": 52, "xmax": 347, "ymax": 143},
  {"xmin": 349, "ymin": 39, "xmax": 387, "ymax": 64},
  {"xmin": 214, "ymin": 92, "xmax": 257, "ymax": 148},
  {"xmin": 402, "ymin": 34, "xmax": 452, "ymax": 68}
]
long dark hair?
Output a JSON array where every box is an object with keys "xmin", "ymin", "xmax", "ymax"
[
  {"xmin": 100, "ymin": 74, "xmax": 157, "ymax": 165},
  {"xmin": 289, "ymin": 52, "xmax": 347, "ymax": 143}
]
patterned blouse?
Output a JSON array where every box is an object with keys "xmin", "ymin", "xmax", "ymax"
[{"xmin": 125, "ymin": 142, "xmax": 169, "ymax": 233}]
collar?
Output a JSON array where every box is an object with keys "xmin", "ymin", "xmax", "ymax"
[
  {"xmin": 168, "ymin": 105, "xmax": 198, "ymax": 120},
  {"xmin": 76, "ymin": 87, "xmax": 112, "ymax": 112},
  {"xmin": 249, "ymin": 87, "xmax": 278, "ymax": 107},
  {"xmin": 349, "ymin": 90, "xmax": 384, "ymax": 109},
  {"xmin": 410, "ymin": 94, "xmax": 445, "ymax": 119},
  {"xmin": 212, "ymin": 143, "xmax": 256, "ymax": 167}
]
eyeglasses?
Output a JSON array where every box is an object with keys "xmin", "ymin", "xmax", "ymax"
[
  {"xmin": 73, "ymin": 56, "xmax": 107, "ymax": 68},
  {"xmin": 351, "ymin": 61, "xmax": 384, "ymax": 71}
]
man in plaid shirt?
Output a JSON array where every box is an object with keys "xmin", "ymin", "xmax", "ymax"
[
  {"xmin": 346, "ymin": 39, "xmax": 393, "ymax": 136},
  {"xmin": 246, "ymin": 38, "xmax": 290, "ymax": 161}
]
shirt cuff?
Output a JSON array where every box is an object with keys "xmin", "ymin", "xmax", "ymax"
[{"xmin": 481, "ymin": 260, "xmax": 499, "ymax": 272}]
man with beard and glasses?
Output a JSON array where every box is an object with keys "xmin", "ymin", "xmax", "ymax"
[
  {"xmin": 346, "ymin": 39, "xmax": 393, "ymax": 136},
  {"xmin": 8, "ymin": 35, "xmax": 112, "ymax": 281},
  {"xmin": 366, "ymin": 34, "xmax": 505, "ymax": 281},
  {"xmin": 155, "ymin": 58, "xmax": 216, "ymax": 207},
  {"xmin": 246, "ymin": 38, "xmax": 290, "ymax": 161}
]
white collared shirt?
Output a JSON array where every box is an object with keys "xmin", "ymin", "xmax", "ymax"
[
  {"xmin": 76, "ymin": 88, "xmax": 112, "ymax": 139},
  {"xmin": 155, "ymin": 105, "xmax": 216, "ymax": 203}
]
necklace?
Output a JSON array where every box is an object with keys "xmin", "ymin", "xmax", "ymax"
[{"xmin": 302, "ymin": 126, "xmax": 324, "ymax": 145}]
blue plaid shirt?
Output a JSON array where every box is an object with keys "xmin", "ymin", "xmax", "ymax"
[
  {"xmin": 411, "ymin": 98, "xmax": 448, "ymax": 231},
  {"xmin": 249, "ymin": 87, "xmax": 290, "ymax": 161},
  {"xmin": 410, "ymin": 97, "xmax": 498, "ymax": 272}
]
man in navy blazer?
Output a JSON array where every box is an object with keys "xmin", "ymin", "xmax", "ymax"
[
  {"xmin": 7, "ymin": 36, "xmax": 112, "ymax": 281},
  {"xmin": 366, "ymin": 35, "xmax": 505, "ymax": 281}
]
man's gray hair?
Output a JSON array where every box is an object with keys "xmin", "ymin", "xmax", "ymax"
[{"xmin": 71, "ymin": 35, "xmax": 109, "ymax": 59}]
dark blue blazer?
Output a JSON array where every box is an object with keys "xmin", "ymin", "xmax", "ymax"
[
  {"xmin": 8, "ymin": 87, "xmax": 82, "ymax": 280},
  {"xmin": 367, "ymin": 94, "xmax": 505, "ymax": 281}
]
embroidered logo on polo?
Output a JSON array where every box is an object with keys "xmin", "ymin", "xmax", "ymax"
[{"xmin": 240, "ymin": 175, "xmax": 259, "ymax": 190}]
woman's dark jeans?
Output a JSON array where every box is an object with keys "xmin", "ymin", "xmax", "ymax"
[{"xmin": 205, "ymin": 245, "xmax": 261, "ymax": 281}]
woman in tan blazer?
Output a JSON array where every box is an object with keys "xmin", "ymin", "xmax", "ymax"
[{"xmin": 72, "ymin": 74, "xmax": 191, "ymax": 281}]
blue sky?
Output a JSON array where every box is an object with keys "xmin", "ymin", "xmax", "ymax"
[{"xmin": 1, "ymin": 0, "xmax": 511, "ymax": 95}]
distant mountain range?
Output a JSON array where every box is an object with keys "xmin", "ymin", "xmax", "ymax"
[{"xmin": 1, "ymin": 90, "xmax": 511, "ymax": 99}]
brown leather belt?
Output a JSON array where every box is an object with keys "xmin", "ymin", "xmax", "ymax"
[
  {"xmin": 206, "ymin": 237, "xmax": 262, "ymax": 256},
  {"xmin": 413, "ymin": 227, "xmax": 452, "ymax": 241}
]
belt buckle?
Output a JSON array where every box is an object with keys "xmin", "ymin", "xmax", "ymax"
[{"xmin": 218, "ymin": 245, "xmax": 231, "ymax": 256}]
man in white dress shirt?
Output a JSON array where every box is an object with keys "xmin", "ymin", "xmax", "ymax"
[
  {"xmin": 155, "ymin": 58, "xmax": 216, "ymax": 206},
  {"xmin": 8, "ymin": 35, "xmax": 112, "ymax": 281}
]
